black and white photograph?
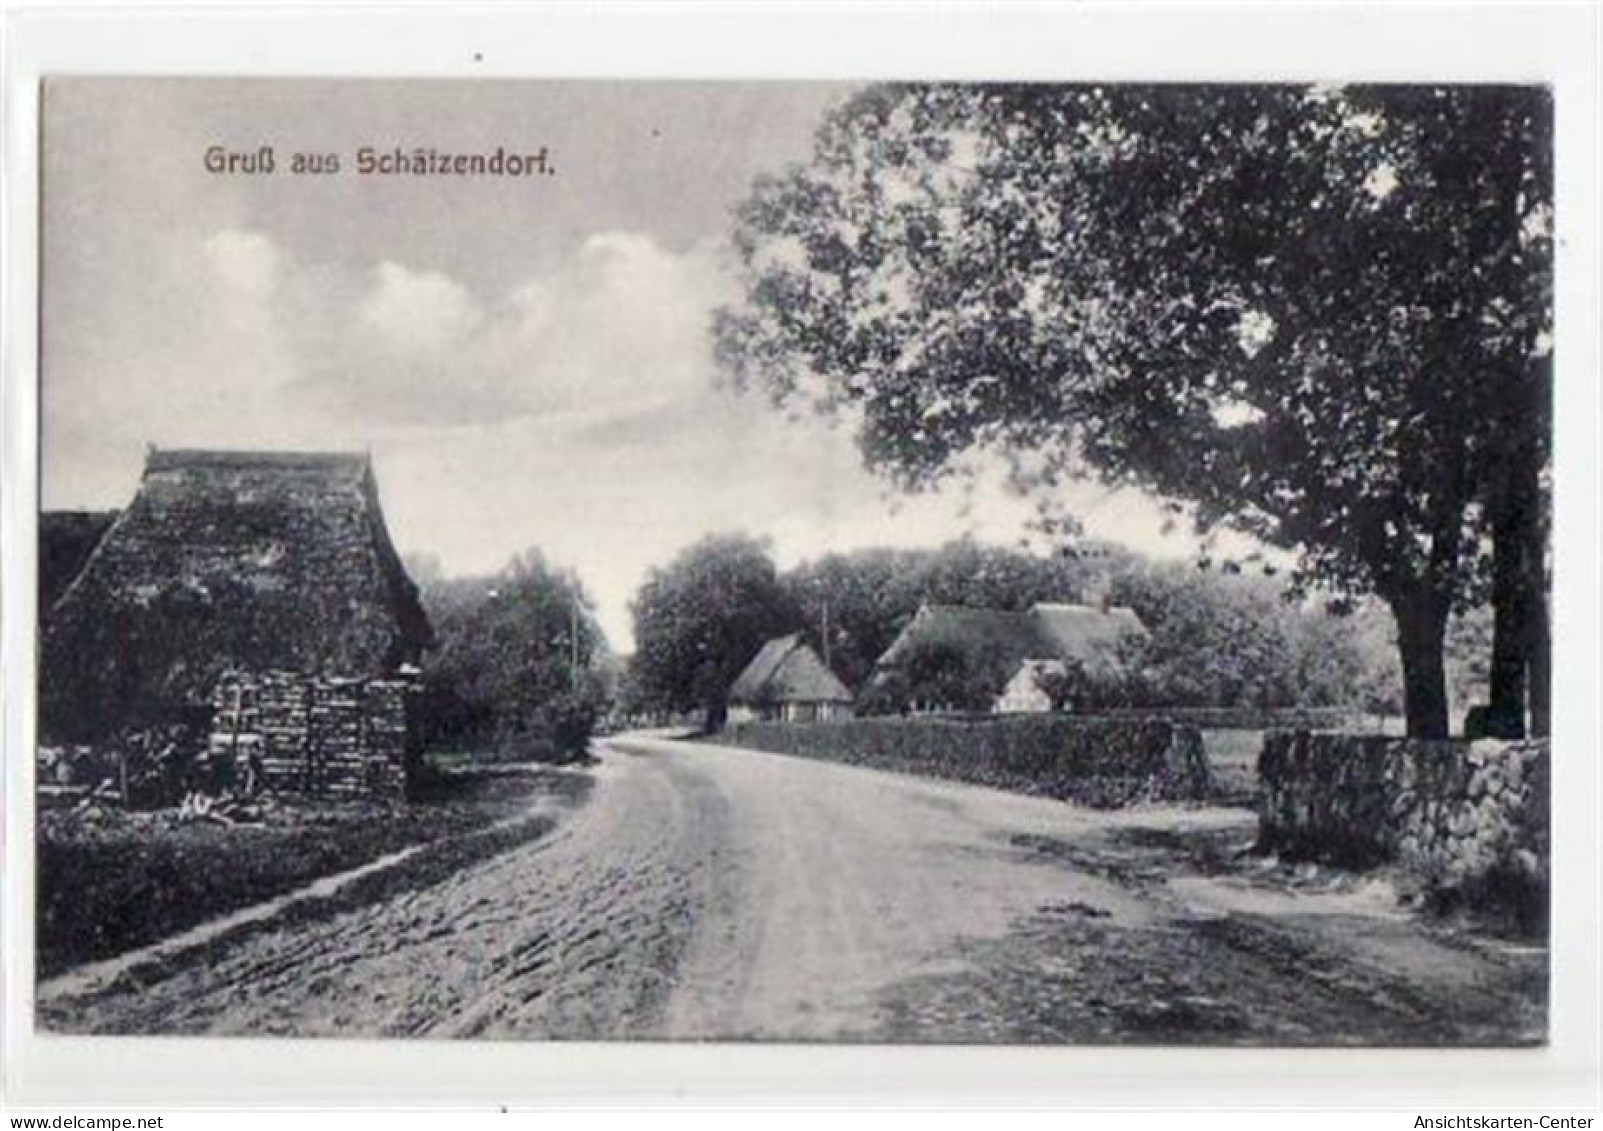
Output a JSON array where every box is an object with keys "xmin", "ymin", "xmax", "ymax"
[{"xmin": 25, "ymin": 72, "xmax": 1559, "ymax": 1049}]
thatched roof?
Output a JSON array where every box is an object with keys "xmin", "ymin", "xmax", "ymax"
[
  {"xmin": 874, "ymin": 605, "xmax": 1038, "ymax": 672},
  {"xmin": 872, "ymin": 601, "xmax": 1147, "ymax": 682},
  {"xmin": 41, "ymin": 448, "xmax": 433, "ymax": 741},
  {"xmin": 1030, "ymin": 603, "xmax": 1148, "ymax": 663},
  {"xmin": 39, "ymin": 509, "xmax": 118, "ymax": 611},
  {"xmin": 729, "ymin": 633, "xmax": 852, "ymax": 705}
]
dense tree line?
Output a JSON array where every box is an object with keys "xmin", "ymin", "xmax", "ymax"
[
  {"xmin": 402, "ymin": 534, "xmax": 1492, "ymax": 750},
  {"xmin": 624, "ymin": 534, "xmax": 1435, "ymax": 726}
]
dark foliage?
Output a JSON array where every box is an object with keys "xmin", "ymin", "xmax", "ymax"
[{"xmin": 628, "ymin": 533, "xmax": 800, "ymax": 725}]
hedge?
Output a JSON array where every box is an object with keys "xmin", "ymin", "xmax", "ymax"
[
  {"xmin": 1083, "ymin": 706, "xmax": 1363, "ymax": 731},
  {"xmin": 711, "ymin": 715, "xmax": 1211, "ymax": 808}
]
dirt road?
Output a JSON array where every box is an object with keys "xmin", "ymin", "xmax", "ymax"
[{"xmin": 37, "ymin": 734, "xmax": 1545, "ymax": 1042}]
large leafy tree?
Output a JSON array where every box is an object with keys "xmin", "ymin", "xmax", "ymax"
[
  {"xmin": 716, "ymin": 83, "xmax": 1551, "ymax": 737},
  {"xmin": 628, "ymin": 533, "xmax": 799, "ymax": 728}
]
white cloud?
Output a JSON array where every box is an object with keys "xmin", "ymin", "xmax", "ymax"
[
  {"xmin": 51, "ymin": 223, "xmax": 1254, "ymax": 651},
  {"xmin": 233, "ymin": 229, "xmax": 736, "ymax": 429},
  {"xmin": 358, "ymin": 261, "xmax": 485, "ymax": 352},
  {"xmin": 204, "ymin": 229, "xmax": 281, "ymax": 296}
]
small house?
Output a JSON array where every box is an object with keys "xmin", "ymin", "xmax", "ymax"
[{"xmin": 727, "ymin": 633, "xmax": 853, "ymax": 724}]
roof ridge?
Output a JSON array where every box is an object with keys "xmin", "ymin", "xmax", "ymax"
[
  {"xmin": 1032, "ymin": 601, "xmax": 1140, "ymax": 613},
  {"xmin": 145, "ymin": 448, "xmax": 371, "ymax": 473}
]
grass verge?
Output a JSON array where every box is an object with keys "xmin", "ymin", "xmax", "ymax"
[{"xmin": 36, "ymin": 762, "xmax": 589, "ymax": 979}]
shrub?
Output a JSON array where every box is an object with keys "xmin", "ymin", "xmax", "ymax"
[{"xmin": 496, "ymin": 692, "xmax": 599, "ymax": 764}]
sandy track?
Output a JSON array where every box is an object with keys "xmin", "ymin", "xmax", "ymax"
[{"xmin": 37, "ymin": 734, "xmax": 1545, "ymax": 1042}]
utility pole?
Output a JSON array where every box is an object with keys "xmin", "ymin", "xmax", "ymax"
[{"xmin": 821, "ymin": 599, "xmax": 832, "ymax": 672}]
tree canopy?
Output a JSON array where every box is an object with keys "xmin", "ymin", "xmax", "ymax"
[
  {"xmin": 415, "ymin": 550, "xmax": 607, "ymax": 761},
  {"xmin": 628, "ymin": 533, "xmax": 799, "ymax": 725},
  {"xmin": 716, "ymin": 83, "xmax": 1551, "ymax": 736}
]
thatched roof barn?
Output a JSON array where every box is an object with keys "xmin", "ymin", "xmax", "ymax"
[
  {"xmin": 41, "ymin": 449, "xmax": 433, "ymax": 741},
  {"xmin": 728, "ymin": 633, "xmax": 853, "ymax": 723},
  {"xmin": 873, "ymin": 605, "xmax": 1040, "ymax": 676}
]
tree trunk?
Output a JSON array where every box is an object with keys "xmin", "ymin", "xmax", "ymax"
[
  {"xmin": 1487, "ymin": 486, "xmax": 1532, "ymax": 738},
  {"xmin": 1487, "ymin": 347, "xmax": 1551, "ymax": 739},
  {"xmin": 1391, "ymin": 591, "xmax": 1452, "ymax": 739},
  {"xmin": 1528, "ymin": 575, "xmax": 1551, "ymax": 737}
]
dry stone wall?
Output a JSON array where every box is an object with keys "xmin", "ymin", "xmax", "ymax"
[
  {"xmin": 209, "ymin": 670, "xmax": 420, "ymax": 801},
  {"xmin": 1258, "ymin": 732, "xmax": 1548, "ymax": 917}
]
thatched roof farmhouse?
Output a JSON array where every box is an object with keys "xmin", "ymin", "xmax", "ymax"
[
  {"xmin": 41, "ymin": 448, "xmax": 433, "ymax": 742},
  {"xmin": 728, "ymin": 633, "xmax": 853, "ymax": 723},
  {"xmin": 868, "ymin": 601, "xmax": 1148, "ymax": 714}
]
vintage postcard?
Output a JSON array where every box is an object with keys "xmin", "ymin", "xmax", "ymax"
[{"xmin": 31, "ymin": 75, "xmax": 1553, "ymax": 1046}]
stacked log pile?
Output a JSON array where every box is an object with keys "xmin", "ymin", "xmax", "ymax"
[
  {"xmin": 362, "ymin": 680, "xmax": 413, "ymax": 797},
  {"xmin": 210, "ymin": 669, "xmax": 418, "ymax": 802}
]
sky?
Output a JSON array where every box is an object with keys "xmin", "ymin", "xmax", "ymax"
[{"xmin": 41, "ymin": 78, "xmax": 1229, "ymax": 650}]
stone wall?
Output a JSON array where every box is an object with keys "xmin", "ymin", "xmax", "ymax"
[
  {"xmin": 209, "ymin": 670, "xmax": 421, "ymax": 801},
  {"xmin": 1258, "ymin": 732, "xmax": 1548, "ymax": 919}
]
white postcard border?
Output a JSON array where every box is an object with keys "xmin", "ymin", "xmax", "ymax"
[{"xmin": 3, "ymin": 0, "xmax": 1598, "ymax": 1110}]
